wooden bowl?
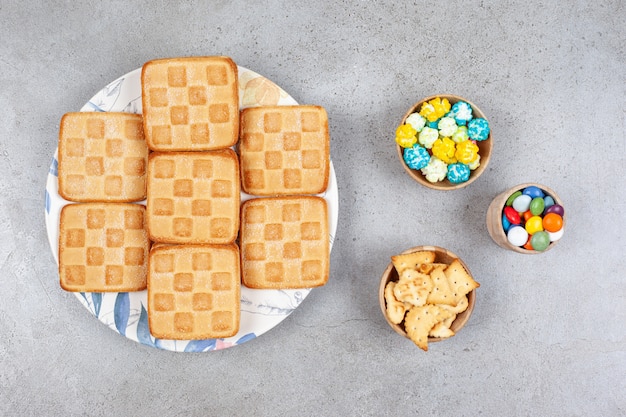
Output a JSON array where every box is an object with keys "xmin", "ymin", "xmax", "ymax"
[
  {"xmin": 486, "ymin": 183, "xmax": 565, "ymax": 254},
  {"xmin": 378, "ymin": 245, "xmax": 476, "ymax": 343},
  {"xmin": 396, "ymin": 94, "xmax": 493, "ymax": 190}
]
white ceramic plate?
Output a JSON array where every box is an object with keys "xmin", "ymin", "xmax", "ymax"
[{"xmin": 44, "ymin": 65, "xmax": 338, "ymax": 352}]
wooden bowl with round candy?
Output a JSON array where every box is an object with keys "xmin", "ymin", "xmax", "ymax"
[
  {"xmin": 486, "ymin": 183, "xmax": 566, "ymax": 254},
  {"xmin": 395, "ymin": 94, "xmax": 493, "ymax": 191}
]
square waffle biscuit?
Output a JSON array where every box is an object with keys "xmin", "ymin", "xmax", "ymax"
[
  {"xmin": 146, "ymin": 150, "xmax": 240, "ymax": 244},
  {"xmin": 141, "ymin": 56, "xmax": 239, "ymax": 151},
  {"xmin": 239, "ymin": 105, "xmax": 330, "ymax": 196},
  {"xmin": 240, "ymin": 196, "xmax": 329, "ymax": 289},
  {"xmin": 58, "ymin": 112, "xmax": 148, "ymax": 202},
  {"xmin": 59, "ymin": 203, "xmax": 149, "ymax": 292},
  {"xmin": 148, "ymin": 244, "xmax": 241, "ymax": 340}
]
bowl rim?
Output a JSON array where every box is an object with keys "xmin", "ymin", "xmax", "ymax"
[
  {"xmin": 378, "ymin": 245, "xmax": 476, "ymax": 343},
  {"xmin": 396, "ymin": 94, "xmax": 492, "ymax": 191}
]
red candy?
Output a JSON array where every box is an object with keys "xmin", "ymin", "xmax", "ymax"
[{"xmin": 504, "ymin": 206, "xmax": 521, "ymax": 225}]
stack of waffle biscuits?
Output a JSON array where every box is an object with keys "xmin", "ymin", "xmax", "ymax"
[{"xmin": 57, "ymin": 56, "xmax": 330, "ymax": 341}]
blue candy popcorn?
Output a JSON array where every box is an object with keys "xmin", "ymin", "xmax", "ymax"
[
  {"xmin": 467, "ymin": 118, "xmax": 490, "ymax": 141},
  {"xmin": 450, "ymin": 101, "xmax": 473, "ymax": 126},
  {"xmin": 446, "ymin": 162, "xmax": 471, "ymax": 184},
  {"xmin": 403, "ymin": 144, "xmax": 431, "ymax": 170}
]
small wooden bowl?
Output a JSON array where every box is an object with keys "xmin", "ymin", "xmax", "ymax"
[
  {"xmin": 486, "ymin": 183, "xmax": 566, "ymax": 254},
  {"xmin": 378, "ymin": 246, "xmax": 476, "ymax": 343},
  {"xmin": 396, "ymin": 94, "xmax": 493, "ymax": 190}
]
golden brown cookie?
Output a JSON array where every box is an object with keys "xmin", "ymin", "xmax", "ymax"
[
  {"xmin": 141, "ymin": 56, "xmax": 239, "ymax": 151},
  {"xmin": 58, "ymin": 112, "xmax": 148, "ymax": 202},
  {"xmin": 239, "ymin": 105, "xmax": 330, "ymax": 196},
  {"xmin": 148, "ymin": 244, "xmax": 240, "ymax": 340},
  {"xmin": 240, "ymin": 196, "xmax": 329, "ymax": 289},
  {"xmin": 59, "ymin": 203, "xmax": 149, "ymax": 292}
]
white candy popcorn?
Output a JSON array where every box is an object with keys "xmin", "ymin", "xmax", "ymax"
[
  {"xmin": 405, "ymin": 112, "xmax": 426, "ymax": 133},
  {"xmin": 437, "ymin": 117, "xmax": 457, "ymax": 137},
  {"xmin": 420, "ymin": 156, "xmax": 447, "ymax": 183},
  {"xmin": 418, "ymin": 127, "xmax": 439, "ymax": 149}
]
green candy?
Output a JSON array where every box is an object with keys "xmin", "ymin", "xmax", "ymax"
[
  {"xmin": 506, "ymin": 191, "xmax": 522, "ymax": 206},
  {"xmin": 530, "ymin": 231, "xmax": 550, "ymax": 251},
  {"xmin": 530, "ymin": 197, "xmax": 545, "ymax": 215}
]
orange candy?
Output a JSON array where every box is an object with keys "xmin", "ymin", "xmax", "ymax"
[
  {"xmin": 543, "ymin": 213, "xmax": 563, "ymax": 232},
  {"xmin": 523, "ymin": 236, "xmax": 534, "ymax": 250}
]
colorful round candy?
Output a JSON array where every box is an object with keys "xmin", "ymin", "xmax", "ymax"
[
  {"xmin": 545, "ymin": 204, "xmax": 564, "ymax": 216},
  {"xmin": 542, "ymin": 213, "xmax": 563, "ymax": 232},
  {"xmin": 525, "ymin": 216, "xmax": 544, "ymax": 235},
  {"xmin": 530, "ymin": 231, "xmax": 550, "ymax": 251},
  {"xmin": 403, "ymin": 144, "xmax": 431, "ymax": 170},
  {"xmin": 507, "ymin": 226, "xmax": 528, "ymax": 247},
  {"xmin": 512, "ymin": 194, "xmax": 531, "ymax": 213},
  {"xmin": 543, "ymin": 196, "xmax": 555, "ymax": 210},
  {"xmin": 529, "ymin": 197, "xmax": 545, "ymax": 216},
  {"xmin": 503, "ymin": 206, "xmax": 521, "ymax": 225},
  {"xmin": 522, "ymin": 186, "xmax": 544, "ymax": 199},
  {"xmin": 467, "ymin": 118, "xmax": 490, "ymax": 141},
  {"xmin": 505, "ymin": 191, "xmax": 522, "ymax": 206},
  {"xmin": 447, "ymin": 163, "xmax": 470, "ymax": 184},
  {"xmin": 547, "ymin": 228, "xmax": 564, "ymax": 242},
  {"xmin": 502, "ymin": 213, "xmax": 512, "ymax": 232}
]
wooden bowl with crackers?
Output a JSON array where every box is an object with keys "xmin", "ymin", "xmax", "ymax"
[
  {"xmin": 378, "ymin": 246, "xmax": 478, "ymax": 351},
  {"xmin": 396, "ymin": 94, "xmax": 492, "ymax": 191}
]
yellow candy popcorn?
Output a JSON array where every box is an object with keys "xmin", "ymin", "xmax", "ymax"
[
  {"xmin": 454, "ymin": 139, "xmax": 479, "ymax": 164},
  {"xmin": 431, "ymin": 137, "xmax": 457, "ymax": 164},
  {"xmin": 419, "ymin": 97, "xmax": 451, "ymax": 122},
  {"xmin": 395, "ymin": 124, "xmax": 418, "ymax": 148}
]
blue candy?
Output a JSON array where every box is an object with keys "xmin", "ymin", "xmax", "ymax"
[
  {"xmin": 543, "ymin": 195, "xmax": 555, "ymax": 210},
  {"xmin": 450, "ymin": 101, "xmax": 473, "ymax": 126},
  {"xmin": 403, "ymin": 144, "xmax": 431, "ymax": 170},
  {"xmin": 446, "ymin": 163, "xmax": 470, "ymax": 184},
  {"xmin": 427, "ymin": 120, "xmax": 439, "ymax": 129},
  {"xmin": 522, "ymin": 186, "xmax": 545, "ymax": 199},
  {"xmin": 502, "ymin": 213, "xmax": 512, "ymax": 232},
  {"xmin": 468, "ymin": 118, "xmax": 490, "ymax": 141}
]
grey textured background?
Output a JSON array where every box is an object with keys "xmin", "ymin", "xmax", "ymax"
[{"xmin": 1, "ymin": 1, "xmax": 624, "ymax": 416}]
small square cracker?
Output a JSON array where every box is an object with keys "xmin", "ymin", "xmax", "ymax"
[
  {"xmin": 391, "ymin": 250, "xmax": 436, "ymax": 274},
  {"xmin": 444, "ymin": 259, "xmax": 480, "ymax": 304}
]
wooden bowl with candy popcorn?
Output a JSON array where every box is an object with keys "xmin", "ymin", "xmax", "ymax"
[
  {"xmin": 378, "ymin": 246, "xmax": 478, "ymax": 351},
  {"xmin": 395, "ymin": 94, "xmax": 492, "ymax": 190},
  {"xmin": 486, "ymin": 183, "xmax": 566, "ymax": 254}
]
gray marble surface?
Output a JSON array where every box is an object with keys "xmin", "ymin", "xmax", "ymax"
[{"xmin": 1, "ymin": 1, "xmax": 624, "ymax": 416}]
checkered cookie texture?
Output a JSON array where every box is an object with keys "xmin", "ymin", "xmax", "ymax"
[
  {"xmin": 141, "ymin": 56, "xmax": 239, "ymax": 151},
  {"xmin": 148, "ymin": 244, "xmax": 241, "ymax": 340},
  {"xmin": 58, "ymin": 112, "xmax": 148, "ymax": 202},
  {"xmin": 240, "ymin": 196, "xmax": 329, "ymax": 289},
  {"xmin": 59, "ymin": 203, "xmax": 149, "ymax": 292},
  {"xmin": 239, "ymin": 105, "xmax": 330, "ymax": 196},
  {"xmin": 146, "ymin": 150, "xmax": 240, "ymax": 244}
]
